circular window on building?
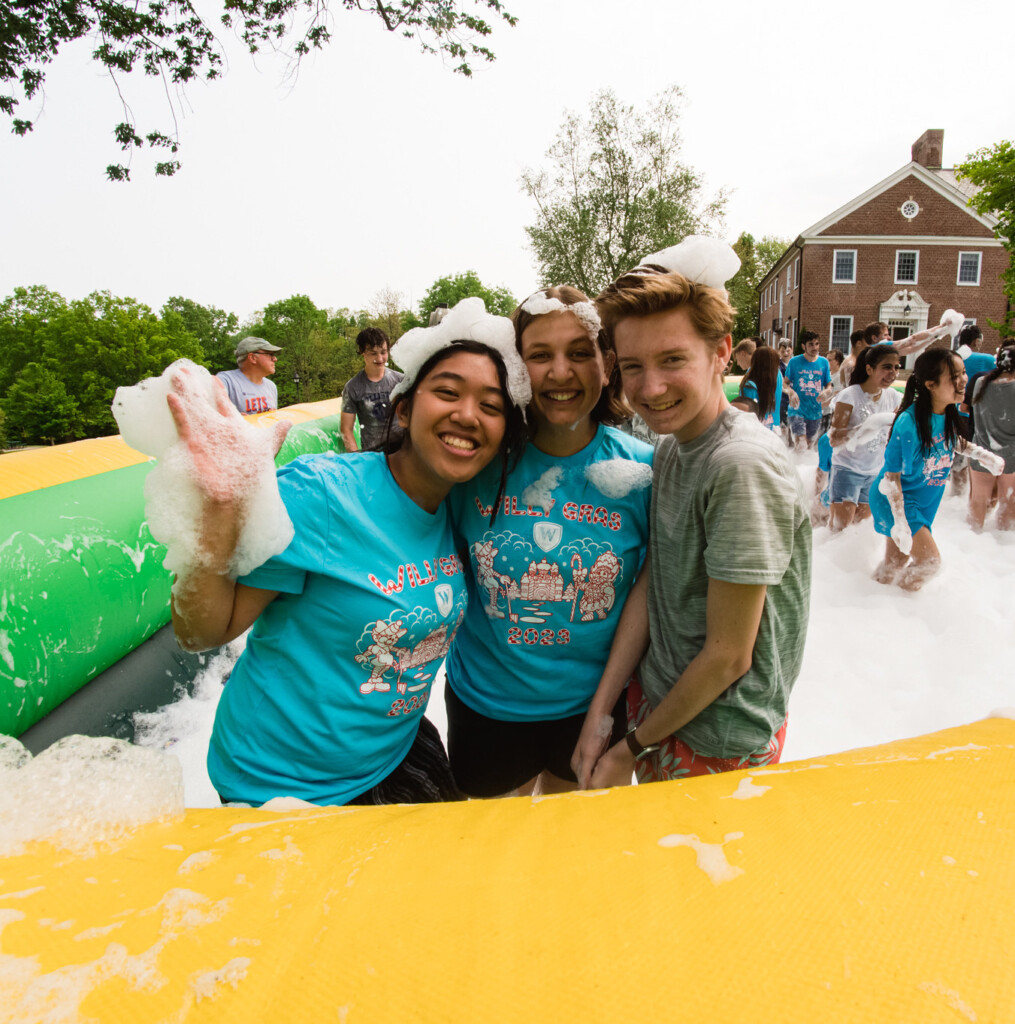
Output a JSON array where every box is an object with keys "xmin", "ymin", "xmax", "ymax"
[{"xmin": 901, "ymin": 200, "xmax": 919, "ymax": 220}]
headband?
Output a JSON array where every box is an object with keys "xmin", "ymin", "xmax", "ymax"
[{"xmin": 519, "ymin": 292, "xmax": 602, "ymax": 341}]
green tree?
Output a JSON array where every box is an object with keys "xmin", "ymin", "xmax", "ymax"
[
  {"xmin": 417, "ymin": 270, "xmax": 516, "ymax": 324},
  {"xmin": 727, "ymin": 233, "xmax": 790, "ymax": 341},
  {"xmin": 0, "ymin": 362, "xmax": 80, "ymax": 445},
  {"xmin": 1, "ymin": 1, "xmax": 516, "ymax": 180},
  {"xmin": 47, "ymin": 291, "xmax": 204, "ymax": 436},
  {"xmin": 956, "ymin": 140, "xmax": 1015, "ymax": 333},
  {"xmin": 0, "ymin": 285, "xmax": 68, "ymax": 394},
  {"xmin": 161, "ymin": 297, "xmax": 239, "ymax": 371},
  {"xmin": 521, "ymin": 86, "xmax": 728, "ymax": 298}
]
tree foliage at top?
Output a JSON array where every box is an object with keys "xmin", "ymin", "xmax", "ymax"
[
  {"xmin": 415, "ymin": 269, "xmax": 516, "ymax": 325},
  {"xmin": 1, "ymin": 0, "xmax": 516, "ymax": 180},
  {"xmin": 520, "ymin": 86, "xmax": 729, "ymax": 299},
  {"xmin": 727, "ymin": 232, "xmax": 790, "ymax": 342},
  {"xmin": 956, "ymin": 140, "xmax": 1015, "ymax": 334}
]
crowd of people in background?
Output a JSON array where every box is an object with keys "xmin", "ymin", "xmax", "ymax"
[{"xmin": 730, "ymin": 321, "xmax": 1013, "ymax": 591}]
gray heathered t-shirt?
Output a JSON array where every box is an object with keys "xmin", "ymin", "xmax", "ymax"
[
  {"xmin": 972, "ymin": 376, "xmax": 1015, "ymax": 473},
  {"xmin": 216, "ymin": 369, "xmax": 278, "ymax": 415},
  {"xmin": 341, "ymin": 368, "xmax": 404, "ymax": 451},
  {"xmin": 639, "ymin": 407, "xmax": 812, "ymax": 758}
]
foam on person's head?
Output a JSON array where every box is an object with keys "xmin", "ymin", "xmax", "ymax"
[
  {"xmin": 520, "ymin": 292, "xmax": 602, "ymax": 342},
  {"xmin": 585, "ymin": 460, "xmax": 653, "ymax": 499},
  {"xmin": 389, "ymin": 297, "xmax": 532, "ymax": 409},
  {"xmin": 635, "ymin": 235, "xmax": 742, "ymax": 292},
  {"xmin": 112, "ymin": 360, "xmax": 294, "ymax": 583},
  {"xmin": 0, "ymin": 735, "xmax": 184, "ymax": 856}
]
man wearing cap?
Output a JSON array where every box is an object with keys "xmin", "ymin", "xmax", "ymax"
[{"xmin": 217, "ymin": 337, "xmax": 282, "ymax": 415}]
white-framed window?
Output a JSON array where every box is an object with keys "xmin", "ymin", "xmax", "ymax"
[
  {"xmin": 895, "ymin": 250, "xmax": 919, "ymax": 284},
  {"xmin": 957, "ymin": 251, "xmax": 982, "ymax": 286},
  {"xmin": 830, "ymin": 316, "xmax": 853, "ymax": 351},
  {"xmin": 833, "ymin": 250, "xmax": 856, "ymax": 283},
  {"xmin": 794, "ymin": 256, "xmax": 800, "ymax": 289}
]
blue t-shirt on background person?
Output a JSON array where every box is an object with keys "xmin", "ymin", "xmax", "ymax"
[
  {"xmin": 870, "ymin": 408, "xmax": 955, "ymax": 537},
  {"xmin": 208, "ymin": 453, "xmax": 468, "ymax": 806},
  {"xmin": 817, "ymin": 431, "xmax": 833, "ymax": 507},
  {"xmin": 446, "ymin": 425, "xmax": 652, "ymax": 722},
  {"xmin": 785, "ymin": 355, "xmax": 831, "ymax": 421},
  {"xmin": 739, "ymin": 373, "xmax": 783, "ymax": 430},
  {"xmin": 963, "ymin": 351, "xmax": 996, "ymax": 378}
]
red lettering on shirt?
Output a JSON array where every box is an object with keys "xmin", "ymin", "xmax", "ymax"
[
  {"xmin": 563, "ymin": 502, "xmax": 578, "ymax": 521},
  {"xmin": 577, "ymin": 503, "xmax": 594, "ymax": 523},
  {"xmin": 475, "ymin": 497, "xmax": 495, "ymax": 517},
  {"xmin": 368, "ymin": 566, "xmax": 404, "ymax": 595},
  {"xmin": 439, "ymin": 554, "xmax": 464, "ymax": 577},
  {"xmin": 608, "ymin": 512, "xmax": 622, "ymax": 531}
]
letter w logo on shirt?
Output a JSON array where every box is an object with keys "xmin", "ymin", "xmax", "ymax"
[{"xmin": 434, "ymin": 584, "xmax": 454, "ymax": 617}]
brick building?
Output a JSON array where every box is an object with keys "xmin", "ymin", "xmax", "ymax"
[{"xmin": 757, "ymin": 130, "xmax": 1008, "ymax": 365}]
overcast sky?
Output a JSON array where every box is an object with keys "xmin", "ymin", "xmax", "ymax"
[{"xmin": 2, "ymin": 0, "xmax": 1012, "ymax": 324}]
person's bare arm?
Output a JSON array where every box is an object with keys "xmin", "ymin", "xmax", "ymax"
[
  {"xmin": 340, "ymin": 410, "xmax": 360, "ymax": 453},
  {"xmin": 588, "ymin": 578, "xmax": 767, "ymax": 789},
  {"xmin": 828, "ymin": 401, "xmax": 854, "ymax": 446},
  {"xmin": 572, "ymin": 562, "xmax": 651, "ymax": 788},
  {"xmin": 165, "ymin": 372, "xmax": 289, "ymax": 651},
  {"xmin": 876, "ymin": 472, "xmax": 911, "ymax": 554}
]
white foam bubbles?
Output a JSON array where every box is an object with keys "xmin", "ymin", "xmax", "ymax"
[
  {"xmin": 637, "ymin": 236, "xmax": 741, "ymax": 291},
  {"xmin": 521, "ymin": 466, "xmax": 563, "ymax": 514},
  {"xmin": 519, "ymin": 292, "xmax": 601, "ymax": 341},
  {"xmin": 585, "ymin": 460, "xmax": 653, "ymax": 499},
  {"xmin": 112, "ymin": 359, "xmax": 293, "ymax": 581},
  {"xmin": 389, "ymin": 297, "xmax": 532, "ymax": 409},
  {"xmin": 0, "ymin": 735, "xmax": 184, "ymax": 856}
]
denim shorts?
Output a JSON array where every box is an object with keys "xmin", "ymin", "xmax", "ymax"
[
  {"xmin": 829, "ymin": 464, "xmax": 874, "ymax": 505},
  {"xmin": 789, "ymin": 416, "xmax": 821, "ymax": 439}
]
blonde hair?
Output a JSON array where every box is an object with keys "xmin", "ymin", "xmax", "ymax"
[{"xmin": 596, "ymin": 271, "xmax": 735, "ymax": 349}]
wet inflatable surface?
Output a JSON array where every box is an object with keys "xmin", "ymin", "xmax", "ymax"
[{"xmin": 2, "ymin": 718, "xmax": 1012, "ymax": 1023}]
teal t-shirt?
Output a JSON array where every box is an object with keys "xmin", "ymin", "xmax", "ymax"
[
  {"xmin": 785, "ymin": 355, "xmax": 831, "ymax": 421},
  {"xmin": 739, "ymin": 373, "xmax": 783, "ymax": 429},
  {"xmin": 870, "ymin": 408, "xmax": 954, "ymax": 535},
  {"xmin": 446, "ymin": 425, "xmax": 653, "ymax": 721},
  {"xmin": 208, "ymin": 452, "xmax": 468, "ymax": 806}
]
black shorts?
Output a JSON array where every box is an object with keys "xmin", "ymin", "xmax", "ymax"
[{"xmin": 445, "ymin": 684, "xmax": 627, "ymax": 797}]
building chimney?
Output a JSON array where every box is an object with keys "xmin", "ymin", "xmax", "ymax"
[{"xmin": 912, "ymin": 129, "xmax": 944, "ymax": 170}]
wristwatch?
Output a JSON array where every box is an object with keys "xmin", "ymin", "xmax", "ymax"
[{"xmin": 625, "ymin": 727, "xmax": 661, "ymax": 760}]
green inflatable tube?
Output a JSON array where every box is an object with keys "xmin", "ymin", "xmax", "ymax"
[{"xmin": 0, "ymin": 409, "xmax": 347, "ymax": 739}]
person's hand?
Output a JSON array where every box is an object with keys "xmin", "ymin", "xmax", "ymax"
[
  {"xmin": 588, "ymin": 740, "xmax": 637, "ymax": 790},
  {"xmin": 571, "ymin": 713, "xmax": 615, "ymax": 789},
  {"xmin": 974, "ymin": 450, "xmax": 1004, "ymax": 476},
  {"xmin": 167, "ymin": 370, "xmax": 291, "ymax": 506},
  {"xmin": 890, "ymin": 520, "xmax": 913, "ymax": 556},
  {"xmin": 787, "ymin": 390, "xmax": 800, "ymax": 410}
]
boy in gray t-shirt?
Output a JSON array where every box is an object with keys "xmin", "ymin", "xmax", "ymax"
[
  {"xmin": 340, "ymin": 328, "xmax": 404, "ymax": 452},
  {"xmin": 573, "ymin": 240, "xmax": 812, "ymax": 789}
]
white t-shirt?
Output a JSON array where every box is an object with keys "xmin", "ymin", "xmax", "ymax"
[{"xmin": 830, "ymin": 384, "xmax": 901, "ymax": 476}]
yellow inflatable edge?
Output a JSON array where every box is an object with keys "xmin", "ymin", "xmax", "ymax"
[
  {"xmin": 0, "ymin": 399, "xmax": 344, "ymax": 500},
  {"xmin": 2, "ymin": 716, "xmax": 1013, "ymax": 1023}
]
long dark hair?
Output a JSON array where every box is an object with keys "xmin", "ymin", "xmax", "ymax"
[
  {"xmin": 849, "ymin": 344, "xmax": 899, "ymax": 388},
  {"xmin": 889, "ymin": 348, "xmax": 963, "ymax": 453},
  {"xmin": 740, "ymin": 346, "xmax": 780, "ymax": 421},
  {"xmin": 972, "ymin": 342, "xmax": 1015, "ymax": 404},
  {"xmin": 512, "ymin": 285, "xmax": 630, "ymax": 427},
  {"xmin": 383, "ymin": 340, "xmax": 527, "ymax": 524}
]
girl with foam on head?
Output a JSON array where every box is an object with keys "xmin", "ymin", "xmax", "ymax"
[
  {"xmin": 443, "ymin": 285, "xmax": 654, "ymax": 798},
  {"xmin": 826, "ymin": 344, "xmax": 903, "ymax": 533},
  {"xmin": 575, "ymin": 237, "xmax": 812, "ymax": 789},
  {"xmin": 870, "ymin": 348, "xmax": 1003, "ymax": 591},
  {"xmin": 170, "ymin": 297, "xmax": 528, "ymax": 807}
]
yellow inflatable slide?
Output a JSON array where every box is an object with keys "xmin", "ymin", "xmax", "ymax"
[{"xmin": 2, "ymin": 717, "xmax": 1012, "ymax": 1023}]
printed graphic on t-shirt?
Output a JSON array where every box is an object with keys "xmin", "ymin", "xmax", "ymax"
[
  {"xmin": 470, "ymin": 523, "xmax": 625, "ymax": 648},
  {"xmin": 354, "ymin": 588, "xmax": 467, "ymax": 711},
  {"xmin": 244, "ymin": 395, "xmax": 273, "ymax": 414},
  {"xmin": 923, "ymin": 431, "xmax": 953, "ymax": 486}
]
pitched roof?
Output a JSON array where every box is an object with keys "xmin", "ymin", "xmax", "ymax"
[{"xmin": 797, "ymin": 161, "xmax": 997, "ymax": 239}]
